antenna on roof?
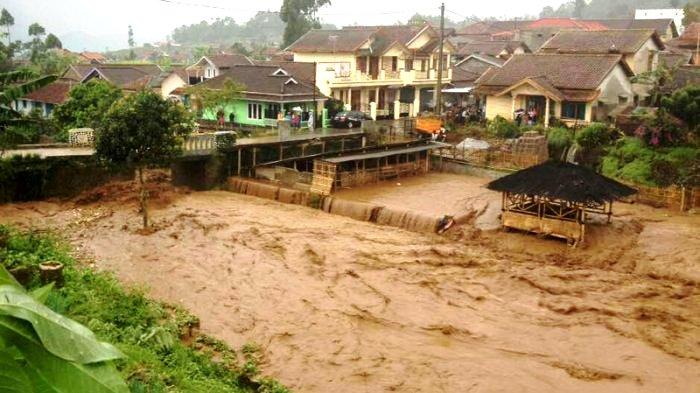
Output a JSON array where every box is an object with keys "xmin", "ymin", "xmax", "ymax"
[{"xmin": 608, "ymin": 43, "xmax": 619, "ymax": 53}]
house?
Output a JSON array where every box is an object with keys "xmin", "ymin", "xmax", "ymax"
[
  {"xmin": 454, "ymin": 41, "xmax": 529, "ymax": 62},
  {"xmin": 584, "ymin": 19, "xmax": 679, "ymax": 41},
  {"xmin": 12, "ymin": 81, "xmax": 73, "ymax": 118},
  {"xmin": 66, "ymin": 63, "xmax": 186, "ymax": 98},
  {"xmin": 194, "ymin": 64, "xmax": 326, "ymax": 127},
  {"xmin": 444, "ymin": 55, "xmax": 504, "ymax": 106},
  {"xmin": 286, "ymin": 23, "xmax": 456, "ymax": 118},
  {"xmin": 186, "ymin": 54, "xmax": 254, "ymax": 84},
  {"xmin": 538, "ymin": 29, "xmax": 665, "ymax": 75},
  {"xmin": 79, "ymin": 51, "xmax": 107, "ymax": 64},
  {"xmin": 476, "ymin": 53, "xmax": 635, "ymax": 127},
  {"xmin": 635, "ymin": 8, "xmax": 685, "ymax": 34},
  {"xmin": 62, "ymin": 64, "xmax": 163, "ymax": 84},
  {"xmin": 666, "ymin": 23, "xmax": 700, "ymax": 65}
]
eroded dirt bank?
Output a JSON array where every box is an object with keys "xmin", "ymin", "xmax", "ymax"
[{"xmin": 1, "ymin": 174, "xmax": 699, "ymax": 392}]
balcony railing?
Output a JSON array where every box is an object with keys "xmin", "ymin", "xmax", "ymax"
[
  {"xmin": 331, "ymin": 68, "xmax": 452, "ymax": 84},
  {"xmin": 414, "ymin": 70, "xmax": 429, "ymax": 79}
]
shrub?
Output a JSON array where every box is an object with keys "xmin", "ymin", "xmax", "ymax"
[
  {"xmin": 661, "ymin": 85, "xmax": 700, "ymax": 133},
  {"xmin": 619, "ymin": 158, "xmax": 655, "ymax": 186},
  {"xmin": 487, "ymin": 116, "xmax": 520, "ymax": 139},
  {"xmin": 634, "ymin": 109, "xmax": 685, "ymax": 147},
  {"xmin": 575, "ymin": 123, "xmax": 611, "ymax": 150},
  {"xmin": 546, "ymin": 127, "xmax": 573, "ymax": 160}
]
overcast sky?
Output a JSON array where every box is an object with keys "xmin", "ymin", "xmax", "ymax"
[{"xmin": 3, "ymin": 0, "xmax": 568, "ymax": 50}]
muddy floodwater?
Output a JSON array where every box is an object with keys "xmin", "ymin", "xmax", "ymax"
[{"xmin": 1, "ymin": 173, "xmax": 699, "ymax": 392}]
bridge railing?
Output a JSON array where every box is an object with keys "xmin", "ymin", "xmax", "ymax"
[{"xmin": 183, "ymin": 133, "xmax": 217, "ymax": 154}]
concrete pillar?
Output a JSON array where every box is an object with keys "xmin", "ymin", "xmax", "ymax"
[
  {"xmin": 544, "ymin": 97, "xmax": 550, "ymax": 129},
  {"xmin": 370, "ymin": 102, "xmax": 377, "ymax": 120},
  {"xmin": 346, "ymin": 88, "xmax": 352, "ymax": 111},
  {"xmin": 237, "ymin": 148, "xmax": 242, "ymax": 176},
  {"xmin": 511, "ymin": 94, "xmax": 517, "ymax": 121},
  {"xmin": 413, "ymin": 87, "xmax": 421, "ymax": 117},
  {"xmin": 393, "ymin": 100, "xmax": 401, "ymax": 120}
]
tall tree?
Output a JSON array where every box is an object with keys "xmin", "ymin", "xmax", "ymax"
[
  {"xmin": 26, "ymin": 23, "xmax": 46, "ymax": 63},
  {"xmin": 128, "ymin": 25, "xmax": 135, "ymax": 60},
  {"xmin": 0, "ymin": 9, "xmax": 14, "ymax": 45},
  {"xmin": 683, "ymin": 4, "xmax": 700, "ymax": 27},
  {"xmin": 573, "ymin": 0, "xmax": 587, "ymax": 18},
  {"xmin": 95, "ymin": 91, "xmax": 194, "ymax": 228},
  {"xmin": 280, "ymin": 0, "xmax": 331, "ymax": 48},
  {"xmin": 44, "ymin": 33, "xmax": 62, "ymax": 49}
]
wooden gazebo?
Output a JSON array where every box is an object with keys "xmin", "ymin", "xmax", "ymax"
[{"xmin": 487, "ymin": 161, "xmax": 637, "ymax": 244}]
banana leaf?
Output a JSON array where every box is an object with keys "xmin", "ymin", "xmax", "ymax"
[
  {"xmin": 0, "ymin": 70, "xmax": 39, "ymax": 86},
  {"xmin": 0, "ymin": 74, "xmax": 58, "ymax": 106},
  {"xmin": 0, "ymin": 316, "xmax": 128, "ymax": 393},
  {"xmin": 0, "ymin": 284, "xmax": 124, "ymax": 363},
  {"xmin": 0, "ymin": 347, "xmax": 32, "ymax": 393}
]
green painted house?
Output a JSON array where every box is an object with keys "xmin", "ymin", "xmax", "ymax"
[{"xmin": 195, "ymin": 64, "xmax": 326, "ymax": 127}]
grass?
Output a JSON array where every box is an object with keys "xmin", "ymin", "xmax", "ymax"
[{"xmin": 0, "ymin": 225, "xmax": 289, "ymax": 393}]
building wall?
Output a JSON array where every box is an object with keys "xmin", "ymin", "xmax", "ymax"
[
  {"xmin": 485, "ymin": 95, "xmax": 513, "ymax": 120},
  {"xmin": 635, "ymin": 9, "xmax": 685, "ymax": 34},
  {"xmin": 12, "ymin": 99, "xmax": 54, "ymax": 118},
  {"xmin": 201, "ymin": 99, "xmax": 317, "ymax": 127},
  {"xmin": 630, "ymin": 38, "xmax": 660, "ymax": 75},
  {"xmin": 160, "ymin": 74, "xmax": 187, "ymax": 98},
  {"xmin": 294, "ymin": 52, "xmax": 357, "ymax": 96}
]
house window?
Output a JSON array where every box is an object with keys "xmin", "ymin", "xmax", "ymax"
[
  {"xmin": 561, "ymin": 102, "xmax": 586, "ymax": 120},
  {"xmin": 618, "ymin": 95, "xmax": 629, "ymax": 105},
  {"xmin": 46, "ymin": 103, "xmax": 54, "ymax": 116},
  {"xmin": 405, "ymin": 59, "xmax": 413, "ymax": 71},
  {"xmin": 248, "ymin": 103, "xmax": 262, "ymax": 119},
  {"xmin": 21, "ymin": 100, "xmax": 27, "ymax": 109},
  {"xmin": 265, "ymin": 104, "xmax": 281, "ymax": 119},
  {"xmin": 391, "ymin": 56, "xmax": 398, "ymax": 71}
]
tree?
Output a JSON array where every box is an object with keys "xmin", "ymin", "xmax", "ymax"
[
  {"xmin": 683, "ymin": 4, "xmax": 700, "ymax": 27},
  {"xmin": 44, "ymin": 33, "xmax": 62, "ymax": 49},
  {"xmin": 573, "ymin": 0, "xmax": 587, "ymax": 18},
  {"xmin": 95, "ymin": 91, "xmax": 194, "ymax": 228},
  {"xmin": 26, "ymin": 23, "xmax": 46, "ymax": 63},
  {"xmin": 0, "ymin": 9, "xmax": 14, "ymax": 45},
  {"xmin": 661, "ymin": 85, "xmax": 700, "ymax": 134},
  {"xmin": 186, "ymin": 78, "xmax": 244, "ymax": 126},
  {"xmin": 540, "ymin": 6, "xmax": 555, "ymax": 18},
  {"xmin": 0, "ymin": 70, "xmax": 56, "ymax": 141},
  {"xmin": 127, "ymin": 25, "xmax": 136, "ymax": 60},
  {"xmin": 0, "ymin": 266, "xmax": 128, "ymax": 393},
  {"xmin": 280, "ymin": 0, "xmax": 331, "ymax": 48},
  {"xmin": 53, "ymin": 79, "xmax": 123, "ymax": 134}
]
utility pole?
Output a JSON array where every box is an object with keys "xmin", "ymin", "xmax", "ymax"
[{"xmin": 434, "ymin": 2, "xmax": 445, "ymax": 116}]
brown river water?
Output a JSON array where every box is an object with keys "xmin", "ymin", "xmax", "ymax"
[{"xmin": 1, "ymin": 172, "xmax": 698, "ymax": 392}]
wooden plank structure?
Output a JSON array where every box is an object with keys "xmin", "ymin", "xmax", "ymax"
[
  {"xmin": 487, "ymin": 161, "xmax": 637, "ymax": 245},
  {"xmin": 311, "ymin": 142, "xmax": 448, "ymax": 193}
]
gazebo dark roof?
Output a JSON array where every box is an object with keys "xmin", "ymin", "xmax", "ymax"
[{"xmin": 487, "ymin": 161, "xmax": 636, "ymax": 204}]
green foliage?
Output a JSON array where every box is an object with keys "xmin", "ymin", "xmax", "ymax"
[
  {"xmin": 187, "ymin": 78, "xmax": 245, "ymax": 114},
  {"xmin": 0, "ymin": 225, "xmax": 287, "ymax": 392},
  {"xmin": 0, "ymin": 263, "xmax": 128, "ymax": 392},
  {"xmin": 96, "ymin": 90, "xmax": 194, "ymax": 169},
  {"xmin": 602, "ymin": 137, "xmax": 700, "ymax": 187},
  {"xmin": 280, "ymin": 0, "xmax": 331, "ymax": 47},
  {"xmin": 683, "ymin": 3, "xmax": 700, "ymax": 27},
  {"xmin": 633, "ymin": 109, "xmax": 685, "ymax": 147},
  {"xmin": 486, "ymin": 115, "xmax": 520, "ymax": 139},
  {"xmin": 546, "ymin": 127, "xmax": 573, "ymax": 160},
  {"xmin": 575, "ymin": 122, "xmax": 611, "ymax": 150},
  {"xmin": 54, "ymin": 79, "xmax": 123, "ymax": 135},
  {"xmin": 661, "ymin": 85, "xmax": 700, "ymax": 134}
]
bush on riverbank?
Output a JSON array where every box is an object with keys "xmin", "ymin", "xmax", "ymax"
[{"xmin": 0, "ymin": 225, "xmax": 288, "ymax": 393}]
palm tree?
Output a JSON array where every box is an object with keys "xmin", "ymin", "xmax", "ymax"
[{"xmin": 0, "ymin": 69, "xmax": 56, "ymax": 131}]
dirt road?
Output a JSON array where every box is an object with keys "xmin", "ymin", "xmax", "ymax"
[{"xmin": 1, "ymin": 173, "xmax": 698, "ymax": 392}]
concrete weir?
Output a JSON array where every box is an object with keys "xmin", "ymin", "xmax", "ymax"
[{"xmin": 225, "ymin": 177, "xmax": 441, "ymax": 234}]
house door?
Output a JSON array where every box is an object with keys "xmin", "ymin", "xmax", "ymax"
[
  {"xmin": 369, "ymin": 57, "xmax": 379, "ymax": 80},
  {"xmin": 525, "ymin": 96, "xmax": 546, "ymax": 123},
  {"xmin": 351, "ymin": 89, "xmax": 361, "ymax": 111},
  {"xmin": 378, "ymin": 88, "xmax": 386, "ymax": 109}
]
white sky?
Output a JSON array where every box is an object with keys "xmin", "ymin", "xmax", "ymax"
[{"xmin": 3, "ymin": 0, "xmax": 568, "ymax": 49}]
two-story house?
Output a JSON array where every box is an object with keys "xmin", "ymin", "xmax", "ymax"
[
  {"xmin": 538, "ymin": 29, "xmax": 665, "ymax": 102},
  {"xmin": 286, "ymin": 24, "xmax": 456, "ymax": 119}
]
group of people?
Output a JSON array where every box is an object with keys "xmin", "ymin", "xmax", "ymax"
[
  {"xmin": 514, "ymin": 106, "xmax": 539, "ymax": 127},
  {"xmin": 446, "ymin": 104, "xmax": 483, "ymax": 125}
]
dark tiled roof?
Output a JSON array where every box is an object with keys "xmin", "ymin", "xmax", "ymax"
[
  {"xmin": 457, "ymin": 20, "xmax": 526, "ymax": 35},
  {"xmin": 286, "ymin": 29, "xmax": 376, "ymax": 53},
  {"xmin": 197, "ymin": 65, "xmax": 325, "ymax": 103},
  {"xmin": 457, "ymin": 41, "xmax": 528, "ymax": 57},
  {"xmin": 584, "ymin": 19, "xmax": 676, "ymax": 37},
  {"xmin": 526, "ymin": 18, "xmax": 607, "ymax": 30},
  {"xmin": 252, "ymin": 61, "xmax": 315, "ymax": 83},
  {"xmin": 477, "ymin": 53, "xmax": 630, "ymax": 91},
  {"xmin": 23, "ymin": 81, "xmax": 72, "ymax": 104},
  {"xmin": 208, "ymin": 54, "xmax": 254, "ymax": 68},
  {"xmin": 539, "ymin": 29, "xmax": 664, "ymax": 54},
  {"xmin": 659, "ymin": 51, "xmax": 692, "ymax": 67},
  {"xmin": 85, "ymin": 65, "xmax": 162, "ymax": 88},
  {"xmin": 65, "ymin": 63, "xmax": 162, "ymax": 83}
]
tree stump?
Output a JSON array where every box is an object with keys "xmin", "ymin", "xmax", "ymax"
[{"xmin": 39, "ymin": 261, "xmax": 64, "ymax": 287}]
